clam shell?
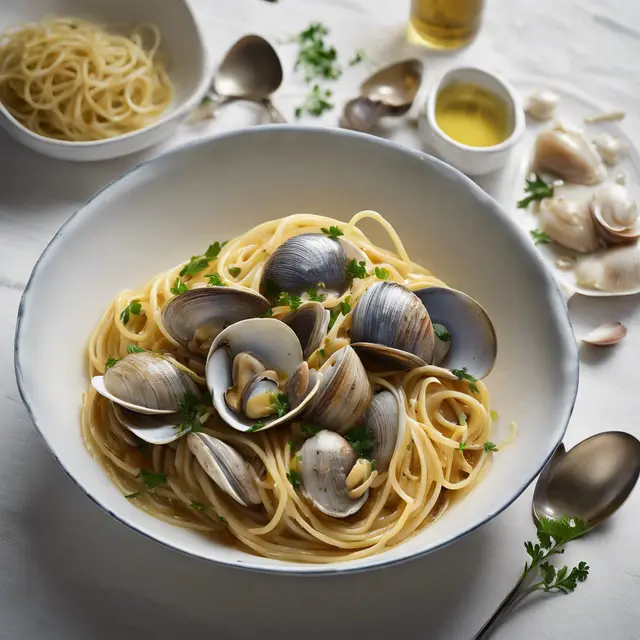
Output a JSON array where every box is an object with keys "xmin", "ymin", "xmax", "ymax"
[
  {"xmin": 187, "ymin": 433, "xmax": 261, "ymax": 507},
  {"xmin": 162, "ymin": 287, "xmax": 270, "ymax": 354},
  {"xmin": 298, "ymin": 430, "xmax": 368, "ymax": 518},
  {"xmin": 241, "ymin": 372, "xmax": 279, "ymax": 419},
  {"xmin": 351, "ymin": 343, "xmax": 426, "ymax": 372},
  {"xmin": 539, "ymin": 196, "xmax": 601, "ymax": 253},
  {"xmin": 92, "ymin": 352, "xmax": 201, "ymax": 415},
  {"xmin": 363, "ymin": 390, "xmax": 400, "ymax": 472},
  {"xmin": 303, "ymin": 345, "xmax": 372, "ymax": 434},
  {"xmin": 283, "ymin": 302, "xmax": 330, "ymax": 358},
  {"xmin": 592, "ymin": 184, "xmax": 639, "ymax": 244},
  {"xmin": 111, "ymin": 402, "xmax": 184, "ymax": 445},
  {"xmin": 575, "ymin": 246, "xmax": 640, "ymax": 294}
]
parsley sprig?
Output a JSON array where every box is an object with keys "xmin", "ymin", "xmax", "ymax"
[
  {"xmin": 179, "ymin": 241, "xmax": 225, "ymax": 277},
  {"xmin": 272, "ymin": 392, "xmax": 291, "ymax": 418},
  {"xmin": 451, "ymin": 367, "xmax": 479, "ymax": 393},
  {"xmin": 277, "ymin": 292, "xmax": 302, "ymax": 310},
  {"xmin": 349, "ymin": 49, "xmax": 366, "ymax": 66},
  {"xmin": 126, "ymin": 344, "xmax": 146, "ymax": 354},
  {"xmin": 321, "ymin": 225, "xmax": 344, "ymax": 240},
  {"xmin": 120, "ymin": 299, "xmax": 142, "ymax": 325},
  {"xmin": 344, "ymin": 425, "xmax": 374, "ymax": 458},
  {"xmin": 205, "ymin": 273, "xmax": 226, "ymax": 286},
  {"xmin": 433, "ymin": 323, "xmax": 451, "ymax": 342},
  {"xmin": 374, "ymin": 266, "xmax": 389, "ymax": 280},
  {"xmin": 517, "ymin": 174, "xmax": 554, "ymax": 209},
  {"xmin": 286, "ymin": 468, "xmax": 302, "ymax": 488},
  {"xmin": 295, "ymin": 23, "xmax": 341, "ymax": 82},
  {"xmin": 307, "ymin": 286, "xmax": 327, "ymax": 302},
  {"xmin": 295, "ymin": 84, "xmax": 334, "ymax": 118},
  {"xmin": 530, "ymin": 229, "xmax": 552, "ymax": 245},
  {"xmin": 328, "ymin": 296, "xmax": 351, "ymax": 330},
  {"xmin": 170, "ymin": 278, "xmax": 188, "ymax": 295},
  {"xmin": 347, "ymin": 258, "xmax": 369, "ymax": 279},
  {"xmin": 176, "ymin": 392, "xmax": 208, "ymax": 435},
  {"xmin": 105, "ymin": 357, "xmax": 119, "ymax": 370}
]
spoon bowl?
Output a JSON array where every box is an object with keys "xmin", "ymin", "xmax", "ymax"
[
  {"xmin": 533, "ymin": 431, "xmax": 640, "ymax": 529},
  {"xmin": 361, "ymin": 58, "xmax": 424, "ymax": 111}
]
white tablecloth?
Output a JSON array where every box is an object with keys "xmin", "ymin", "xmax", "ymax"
[{"xmin": 1, "ymin": 1, "xmax": 639, "ymax": 638}]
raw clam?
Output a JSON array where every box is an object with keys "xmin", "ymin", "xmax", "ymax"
[
  {"xmin": 575, "ymin": 245, "xmax": 640, "ymax": 294},
  {"xmin": 413, "ymin": 287, "xmax": 497, "ymax": 380},
  {"xmin": 362, "ymin": 390, "xmax": 400, "ymax": 472},
  {"xmin": 187, "ymin": 433, "xmax": 261, "ymax": 507},
  {"xmin": 538, "ymin": 196, "xmax": 601, "ymax": 253},
  {"xmin": 162, "ymin": 287, "xmax": 270, "ymax": 355},
  {"xmin": 206, "ymin": 318, "xmax": 321, "ymax": 432},
  {"xmin": 593, "ymin": 133, "xmax": 628, "ymax": 166},
  {"xmin": 283, "ymin": 302, "xmax": 330, "ymax": 358},
  {"xmin": 224, "ymin": 352, "xmax": 266, "ymax": 413},
  {"xmin": 591, "ymin": 184, "xmax": 639, "ymax": 244},
  {"xmin": 298, "ymin": 430, "xmax": 369, "ymax": 518},
  {"xmin": 524, "ymin": 89, "xmax": 558, "ymax": 121},
  {"xmin": 351, "ymin": 282, "xmax": 435, "ymax": 372},
  {"xmin": 241, "ymin": 372, "xmax": 280, "ymax": 419},
  {"xmin": 112, "ymin": 403, "xmax": 184, "ymax": 445},
  {"xmin": 533, "ymin": 125, "xmax": 607, "ymax": 185},
  {"xmin": 91, "ymin": 352, "xmax": 201, "ymax": 415},
  {"xmin": 303, "ymin": 345, "xmax": 372, "ymax": 433}
]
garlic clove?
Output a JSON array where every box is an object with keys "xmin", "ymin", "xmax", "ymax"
[
  {"xmin": 524, "ymin": 89, "xmax": 559, "ymax": 121},
  {"xmin": 582, "ymin": 322, "xmax": 627, "ymax": 346},
  {"xmin": 593, "ymin": 133, "xmax": 628, "ymax": 166}
]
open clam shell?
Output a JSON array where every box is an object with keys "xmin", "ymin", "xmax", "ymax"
[
  {"xmin": 413, "ymin": 287, "xmax": 497, "ymax": 379},
  {"xmin": 91, "ymin": 352, "xmax": 201, "ymax": 415},
  {"xmin": 298, "ymin": 430, "xmax": 369, "ymax": 518},
  {"xmin": 161, "ymin": 287, "xmax": 270, "ymax": 355},
  {"xmin": 112, "ymin": 403, "xmax": 184, "ymax": 445},
  {"xmin": 206, "ymin": 318, "xmax": 321, "ymax": 432},
  {"xmin": 363, "ymin": 390, "xmax": 401, "ymax": 472},
  {"xmin": 187, "ymin": 433, "xmax": 261, "ymax": 507},
  {"xmin": 283, "ymin": 302, "xmax": 330, "ymax": 359},
  {"xmin": 303, "ymin": 345, "xmax": 372, "ymax": 433},
  {"xmin": 591, "ymin": 183, "xmax": 640, "ymax": 245}
]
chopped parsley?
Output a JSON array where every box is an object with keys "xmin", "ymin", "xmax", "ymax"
[
  {"xmin": 190, "ymin": 501, "xmax": 207, "ymax": 511},
  {"xmin": 277, "ymin": 292, "xmax": 302, "ymax": 310},
  {"xmin": 170, "ymin": 278, "xmax": 188, "ymax": 295},
  {"xmin": 219, "ymin": 516, "xmax": 228, "ymax": 524},
  {"xmin": 105, "ymin": 357, "xmax": 119, "ymax": 370},
  {"xmin": 328, "ymin": 296, "xmax": 352, "ymax": 330},
  {"xmin": 137, "ymin": 469, "xmax": 167, "ymax": 490},
  {"xmin": 318, "ymin": 348, "xmax": 325, "ymax": 358},
  {"xmin": 517, "ymin": 174, "xmax": 554, "ymax": 209},
  {"xmin": 451, "ymin": 367, "xmax": 479, "ymax": 394},
  {"xmin": 205, "ymin": 273, "xmax": 226, "ymax": 286},
  {"xmin": 176, "ymin": 391, "xmax": 205, "ymax": 434},
  {"xmin": 295, "ymin": 84, "xmax": 334, "ymax": 118},
  {"xmin": 484, "ymin": 441, "xmax": 499, "ymax": 453},
  {"xmin": 307, "ymin": 286, "xmax": 327, "ymax": 302},
  {"xmin": 120, "ymin": 299, "xmax": 142, "ymax": 325},
  {"xmin": 347, "ymin": 258, "xmax": 368, "ymax": 279},
  {"xmin": 286, "ymin": 469, "xmax": 302, "ymax": 488},
  {"xmin": 263, "ymin": 308, "xmax": 274, "ymax": 318},
  {"xmin": 247, "ymin": 420, "xmax": 267, "ymax": 433},
  {"xmin": 433, "ymin": 323, "xmax": 451, "ymax": 342},
  {"xmin": 272, "ymin": 392, "xmax": 291, "ymax": 418},
  {"xmin": 300, "ymin": 422, "xmax": 321, "ymax": 437},
  {"xmin": 179, "ymin": 241, "xmax": 226, "ymax": 277},
  {"xmin": 344, "ymin": 425, "xmax": 374, "ymax": 458},
  {"xmin": 288, "ymin": 439, "xmax": 297, "ymax": 452},
  {"xmin": 374, "ymin": 266, "xmax": 389, "ymax": 280},
  {"xmin": 321, "ymin": 225, "xmax": 344, "ymax": 240},
  {"xmin": 228, "ymin": 266, "xmax": 241, "ymax": 278},
  {"xmin": 126, "ymin": 344, "xmax": 146, "ymax": 354},
  {"xmin": 349, "ymin": 49, "xmax": 366, "ymax": 66},
  {"xmin": 295, "ymin": 23, "xmax": 341, "ymax": 82},
  {"xmin": 530, "ymin": 229, "xmax": 552, "ymax": 245},
  {"xmin": 459, "ymin": 441, "xmax": 467, "ymax": 451}
]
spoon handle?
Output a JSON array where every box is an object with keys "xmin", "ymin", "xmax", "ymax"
[
  {"xmin": 472, "ymin": 575, "xmax": 526, "ymax": 639},
  {"xmin": 262, "ymin": 99, "xmax": 287, "ymax": 123}
]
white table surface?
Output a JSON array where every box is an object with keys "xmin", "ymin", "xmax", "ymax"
[{"xmin": 2, "ymin": 1, "xmax": 640, "ymax": 638}]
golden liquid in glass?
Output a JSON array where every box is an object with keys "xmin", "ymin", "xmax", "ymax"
[{"xmin": 409, "ymin": 0, "xmax": 485, "ymax": 50}]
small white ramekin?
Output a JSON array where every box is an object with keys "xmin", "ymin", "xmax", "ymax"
[{"xmin": 420, "ymin": 66, "xmax": 525, "ymax": 177}]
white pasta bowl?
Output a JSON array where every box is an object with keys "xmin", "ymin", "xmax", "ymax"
[
  {"xmin": 15, "ymin": 127, "xmax": 578, "ymax": 574},
  {"xmin": 0, "ymin": 0, "xmax": 212, "ymax": 161}
]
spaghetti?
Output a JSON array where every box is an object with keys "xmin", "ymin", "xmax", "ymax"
[
  {"xmin": 0, "ymin": 17, "xmax": 173, "ymax": 141},
  {"xmin": 81, "ymin": 212, "xmax": 496, "ymax": 563}
]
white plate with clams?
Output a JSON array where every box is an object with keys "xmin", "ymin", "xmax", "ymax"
[{"xmin": 497, "ymin": 78, "xmax": 640, "ymax": 297}]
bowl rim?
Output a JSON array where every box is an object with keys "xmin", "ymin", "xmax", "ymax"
[
  {"xmin": 425, "ymin": 65, "xmax": 526, "ymax": 154},
  {"xmin": 13, "ymin": 125, "xmax": 579, "ymax": 575},
  {"xmin": 0, "ymin": 0, "xmax": 214, "ymax": 148}
]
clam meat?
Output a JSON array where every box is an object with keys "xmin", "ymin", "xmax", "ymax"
[
  {"xmin": 538, "ymin": 196, "xmax": 601, "ymax": 253},
  {"xmin": 591, "ymin": 183, "xmax": 639, "ymax": 244},
  {"xmin": 575, "ymin": 246, "xmax": 640, "ymax": 294}
]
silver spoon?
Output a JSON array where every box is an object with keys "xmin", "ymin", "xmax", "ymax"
[
  {"xmin": 474, "ymin": 431, "xmax": 640, "ymax": 639},
  {"xmin": 201, "ymin": 35, "xmax": 286, "ymax": 123},
  {"xmin": 341, "ymin": 59, "xmax": 423, "ymax": 132}
]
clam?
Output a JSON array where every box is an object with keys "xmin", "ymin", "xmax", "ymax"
[
  {"xmin": 241, "ymin": 372, "xmax": 279, "ymax": 419},
  {"xmin": 533, "ymin": 125, "xmax": 607, "ymax": 185},
  {"xmin": 303, "ymin": 345, "xmax": 372, "ymax": 433},
  {"xmin": 260, "ymin": 233, "xmax": 368, "ymax": 298},
  {"xmin": 575, "ymin": 245, "xmax": 640, "ymax": 294},
  {"xmin": 283, "ymin": 302, "xmax": 330, "ymax": 358},
  {"xmin": 298, "ymin": 430, "xmax": 369, "ymax": 518},
  {"xmin": 432, "ymin": 323, "xmax": 451, "ymax": 365},
  {"xmin": 413, "ymin": 287, "xmax": 497, "ymax": 379},
  {"xmin": 591, "ymin": 184, "xmax": 639, "ymax": 244},
  {"xmin": 91, "ymin": 352, "xmax": 201, "ymax": 415},
  {"xmin": 224, "ymin": 352, "xmax": 266, "ymax": 413},
  {"xmin": 187, "ymin": 433, "xmax": 261, "ymax": 507},
  {"xmin": 593, "ymin": 133, "xmax": 628, "ymax": 166},
  {"xmin": 362, "ymin": 390, "xmax": 400, "ymax": 472},
  {"xmin": 161, "ymin": 287, "xmax": 270, "ymax": 356},
  {"xmin": 206, "ymin": 318, "xmax": 321, "ymax": 432},
  {"xmin": 111, "ymin": 403, "xmax": 184, "ymax": 445},
  {"xmin": 285, "ymin": 361, "xmax": 319, "ymax": 410},
  {"xmin": 538, "ymin": 196, "xmax": 601, "ymax": 253},
  {"xmin": 524, "ymin": 89, "xmax": 559, "ymax": 121},
  {"xmin": 351, "ymin": 282, "xmax": 435, "ymax": 372}
]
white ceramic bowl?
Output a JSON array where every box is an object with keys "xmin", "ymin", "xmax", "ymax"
[
  {"xmin": 0, "ymin": 0, "xmax": 213, "ymax": 161},
  {"xmin": 420, "ymin": 67, "xmax": 526, "ymax": 176},
  {"xmin": 15, "ymin": 127, "xmax": 578, "ymax": 574}
]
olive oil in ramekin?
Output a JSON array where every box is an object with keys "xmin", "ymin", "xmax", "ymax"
[{"xmin": 435, "ymin": 83, "xmax": 511, "ymax": 147}]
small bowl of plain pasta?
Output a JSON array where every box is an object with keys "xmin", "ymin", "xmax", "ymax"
[
  {"xmin": 15, "ymin": 127, "xmax": 579, "ymax": 573},
  {"xmin": 0, "ymin": 0, "xmax": 212, "ymax": 161}
]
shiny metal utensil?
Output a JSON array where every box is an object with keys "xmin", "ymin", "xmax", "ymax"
[
  {"xmin": 203, "ymin": 35, "xmax": 286, "ymax": 123},
  {"xmin": 474, "ymin": 431, "xmax": 640, "ymax": 639},
  {"xmin": 341, "ymin": 59, "xmax": 423, "ymax": 132}
]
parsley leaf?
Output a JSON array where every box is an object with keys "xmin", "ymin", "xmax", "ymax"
[
  {"xmin": 517, "ymin": 174, "xmax": 554, "ymax": 209},
  {"xmin": 105, "ymin": 357, "xmax": 119, "ymax": 370},
  {"xmin": 530, "ymin": 229, "xmax": 552, "ymax": 245},
  {"xmin": 307, "ymin": 286, "xmax": 327, "ymax": 302},
  {"xmin": 126, "ymin": 344, "xmax": 146, "ymax": 354},
  {"xmin": 374, "ymin": 266, "xmax": 389, "ymax": 280},
  {"xmin": 120, "ymin": 299, "xmax": 142, "ymax": 325},
  {"xmin": 219, "ymin": 516, "xmax": 227, "ymax": 524},
  {"xmin": 459, "ymin": 441, "xmax": 467, "ymax": 451},
  {"xmin": 295, "ymin": 84, "xmax": 334, "ymax": 118},
  {"xmin": 433, "ymin": 323, "xmax": 451, "ymax": 342},
  {"xmin": 263, "ymin": 308, "xmax": 274, "ymax": 318},
  {"xmin": 176, "ymin": 392, "xmax": 204, "ymax": 434},
  {"xmin": 205, "ymin": 273, "xmax": 226, "ymax": 286},
  {"xmin": 328, "ymin": 296, "xmax": 352, "ymax": 330},
  {"xmin": 277, "ymin": 292, "xmax": 302, "ymax": 310},
  {"xmin": 271, "ymin": 392, "xmax": 291, "ymax": 418},
  {"xmin": 300, "ymin": 422, "xmax": 320, "ymax": 437},
  {"xmin": 228, "ymin": 266, "xmax": 241, "ymax": 278},
  {"xmin": 320, "ymin": 225, "xmax": 344, "ymax": 240},
  {"xmin": 286, "ymin": 469, "xmax": 302, "ymax": 488},
  {"xmin": 346, "ymin": 258, "xmax": 368, "ymax": 279},
  {"xmin": 190, "ymin": 501, "xmax": 207, "ymax": 511},
  {"xmin": 349, "ymin": 49, "xmax": 366, "ymax": 66},
  {"xmin": 484, "ymin": 441, "xmax": 498, "ymax": 452},
  {"xmin": 179, "ymin": 241, "xmax": 225, "ymax": 277},
  {"xmin": 451, "ymin": 367, "xmax": 479, "ymax": 393},
  {"xmin": 295, "ymin": 23, "xmax": 341, "ymax": 82},
  {"xmin": 247, "ymin": 420, "xmax": 267, "ymax": 433},
  {"xmin": 137, "ymin": 469, "xmax": 167, "ymax": 490},
  {"xmin": 170, "ymin": 278, "xmax": 188, "ymax": 295},
  {"xmin": 344, "ymin": 425, "xmax": 374, "ymax": 457},
  {"xmin": 318, "ymin": 348, "xmax": 325, "ymax": 357}
]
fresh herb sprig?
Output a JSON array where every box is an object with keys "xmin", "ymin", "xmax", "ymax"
[
  {"xmin": 347, "ymin": 258, "xmax": 369, "ymax": 280},
  {"xmin": 205, "ymin": 273, "xmax": 226, "ymax": 286},
  {"xmin": 286, "ymin": 469, "xmax": 302, "ymax": 488},
  {"xmin": 517, "ymin": 174, "xmax": 554, "ymax": 209},
  {"xmin": 530, "ymin": 229, "xmax": 552, "ymax": 245},
  {"xmin": 321, "ymin": 225, "xmax": 344, "ymax": 240},
  {"xmin": 295, "ymin": 23, "xmax": 341, "ymax": 82},
  {"xmin": 126, "ymin": 344, "xmax": 146, "ymax": 354},
  {"xmin": 374, "ymin": 266, "xmax": 389, "ymax": 280},
  {"xmin": 307, "ymin": 286, "xmax": 327, "ymax": 302},
  {"xmin": 176, "ymin": 392, "xmax": 208, "ymax": 435},
  {"xmin": 179, "ymin": 241, "xmax": 226, "ymax": 277},
  {"xmin": 277, "ymin": 292, "xmax": 302, "ymax": 310},
  {"xmin": 105, "ymin": 357, "xmax": 119, "ymax": 370},
  {"xmin": 120, "ymin": 299, "xmax": 142, "ymax": 325},
  {"xmin": 344, "ymin": 425, "xmax": 373, "ymax": 457},
  {"xmin": 349, "ymin": 49, "xmax": 366, "ymax": 66},
  {"xmin": 295, "ymin": 84, "xmax": 334, "ymax": 118},
  {"xmin": 433, "ymin": 323, "xmax": 451, "ymax": 342},
  {"xmin": 451, "ymin": 367, "xmax": 479, "ymax": 393},
  {"xmin": 328, "ymin": 296, "xmax": 351, "ymax": 330},
  {"xmin": 170, "ymin": 278, "xmax": 188, "ymax": 295},
  {"xmin": 484, "ymin": 441, "xmax": 498, "ymax": 452},
  {"xmin": 272, "ymin": 392, "xmax": 291, "ymax": 418}
]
